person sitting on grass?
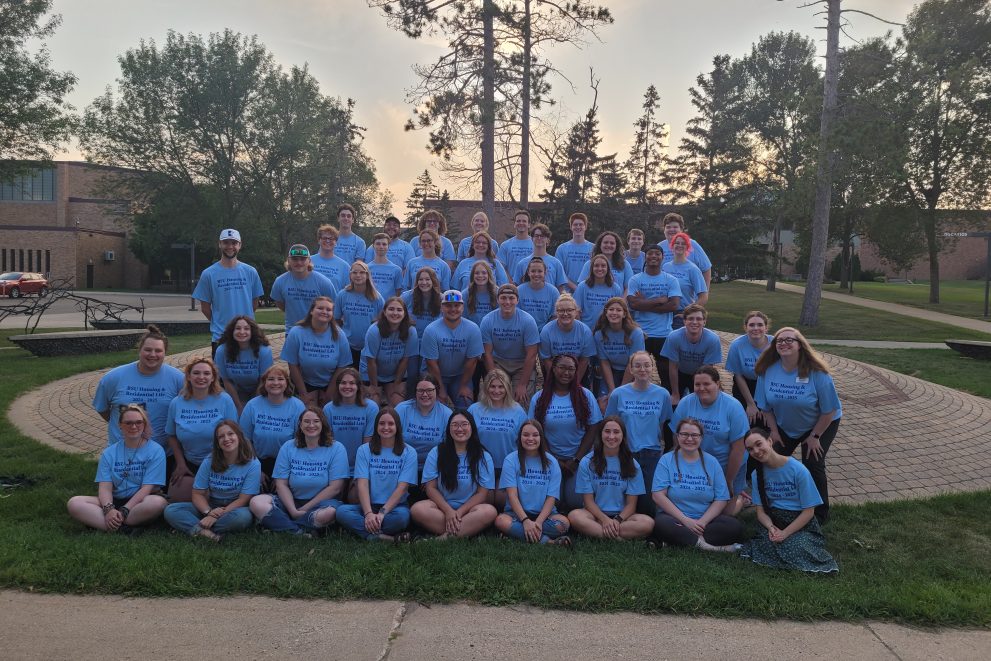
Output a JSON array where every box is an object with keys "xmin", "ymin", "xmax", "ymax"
[
  {"xmin": 67, "ymin": 405, "xmax": 168, "ymax": 535},
  {"xmin": 739, "ymin": 427, "xmax": 838, "ymax": 573},
  {"xmin": 495, "ymin": 420, "xmax": 571, "ymax": 546},
  {"xmin": 164, "ymin": 420, "xmax": 260, "ymax": 542},
  {"xmin": 411, "ymin": 410, "xmax": 498, "ymax": 540},
  {"xmin": 567, "ymin": 416, "xmax": 654, "ymax": 541}
]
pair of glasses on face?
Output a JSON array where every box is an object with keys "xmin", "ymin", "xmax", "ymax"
[
  {"xmin": 417, "ymin": 388, "xmax": 436, "ymax": 395},
  {"xmin": 775, "ymin": 337, "xmax": 799, "ymax": 346},
  {"xmin": 678, "ymin": 432, "xmax": 701, "ymax": 440}
]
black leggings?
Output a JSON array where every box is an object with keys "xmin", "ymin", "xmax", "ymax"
[
  {"xmin": 653, "ymin": 513, "xmax": 744, "ymax": 547},
  {"xmin": 775, "ymin": 418, "xmax": 840, "ymax": 525}
]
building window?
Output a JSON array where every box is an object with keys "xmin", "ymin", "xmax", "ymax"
[{"xmin": 0, "ymin": 167, "xmax": 56, "ymax": 201}]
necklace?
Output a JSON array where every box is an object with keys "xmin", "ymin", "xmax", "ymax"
[{"xmin": 120, "ymin": 443, "xmax": 140, "ymax": 479}]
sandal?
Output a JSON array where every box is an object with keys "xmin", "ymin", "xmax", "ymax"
[
  {"xmin": 393, "ymin": 532, "xmax": 413, "ymax": 545},
  {"xmin": 195, "ymin": 528, "xmax": 222, "ymax": 543},
  {"xmin": 550, "ymin": 535, "xmax": 573, "ymax": 548}
]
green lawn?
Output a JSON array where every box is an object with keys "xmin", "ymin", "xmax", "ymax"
[
  {"xmin": 819, "ymin": 346, "xmax": 991, "ymax": 400},
  {"xmin": 253, "ymin": 308, "xmax": 285, "ymax": 326},
  {"xmin": 1, "ymin": 331, "xmax": 990, "ymax": 625},
  {"xmin": 824, "ymin": 280, "xmax": 991, "ymax": 320},
  {"xmin": 707, "ymin": 281, "xmax": 991, "ymax": 342}
]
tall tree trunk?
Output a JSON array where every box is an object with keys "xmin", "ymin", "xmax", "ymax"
[
  {"xmin": 800, "ymin": 0, "xmax": 841, "ymax": 326},
  {"xmin": 481, "ymin": 0, "xmax": 496, "ymax": 218},
  {"xmin": 519, "ymin": 0, "xmax": 531, "ymax": 208},
  {"xmin": 925, "ymin": 206, "xmax": 940, "ymax": 303},
  {"xmin": 767, "ymin": 218, "xmax": 781, "ymax": 292}
]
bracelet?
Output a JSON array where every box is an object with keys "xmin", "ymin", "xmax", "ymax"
[
  {"xmin": 614, "ymin": 514, "xmax": 625, "ymax": 523},
  {"xmin": 101, "ymin": 503, "xmax": 115, "ymax": 515},
  {"xmin": 202, "ymin": 510, "xmax": 211, "ymax": 517},
  {"xmin": 118, "ymin": 506, "xmax": 130, "ymax": 519},
  {"xmin": 812, "ymin": 432, "xmax": 822, "ymax": 439}
]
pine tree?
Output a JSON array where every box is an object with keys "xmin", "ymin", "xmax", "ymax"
[{"xmin": 623, "ymin": 85, "xmax": 668, "ymax": 208}]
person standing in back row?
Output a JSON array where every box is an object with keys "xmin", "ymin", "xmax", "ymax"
[{"xmin": 194, "ymin": 229, "xmax": 264, "ymax": 355}]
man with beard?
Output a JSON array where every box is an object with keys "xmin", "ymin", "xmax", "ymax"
[
  {"xmin": 193, "ymin": 229, "xmax": 264, "ymax": 355},
  {"xmin": 364, "ymin": 215, "xmax": 414, "ymax": 270}
]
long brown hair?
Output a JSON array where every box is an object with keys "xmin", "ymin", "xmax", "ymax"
[
  {"xmin": 533, "ymin": 354, "xmax": 592, "ymax": 433},
  {"xmin": 590, "ymin": 415, "xmax": 636, "ymax": 478},
  {"xmin": 672, "ymin": 418, "xmax": 711, "ymax": 486},
  {"xmin": 181, "ymin": 357, "xmax": 223, "ymax": 398},
  {"xmin": 466, "ymin": 261, "xmax": 497, "ymax": 314},
  {"xmin": 218, "ymin": 315, "xmax": 268, "ymax": 362},
  {"xmin": 754, "ymin": 326, "xmax": 830, "ymax": 379},
  {"xmin": 593, "ymin": 297, "xmax": 638, "ymax": 347},
  {"xmin": 294, "ymin": 406, "xmax": 333, "ymax": 448},
  {"xmin": 299, "ymin": 296, "xmax": 341, "ymax": 340},
  {"xmin": 583, "ymin": 253, "xmax": 615, "ymax": 288},
  {"xmin": 411, "ymin": 267, "xmax": 442, "ymax": 317},
  {"xmin": 592, "ymin": 231, "xmax": 626, "ymax": 270},
  {"xmin": 210, "ymin": 420, "xmax": 255, "ymax": 473},
  {"xmin": 370, "ymin": 407, "xmax": 405, "ymax": 456},
  {"xmin": 377, "ymin": 296, "xmax": 412, "ymax": 342}
]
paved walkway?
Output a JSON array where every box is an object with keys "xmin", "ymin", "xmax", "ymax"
[
  {"xmin": 9, "ymin": 331, "xmax": 991, "ymax": 504},
  {"xmin": 1, "ymin": 591, "xmax": 988, "ymax": 660},
  {"xmin": 745, "ymin": 280, "xmax": 991, "ymax": 335}
]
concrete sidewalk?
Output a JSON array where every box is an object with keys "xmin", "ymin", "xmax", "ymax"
[
  {"xmin": 744, "ymin": 280, "xmax": 991, "ymax": 335},
  {"xmin": 1, "ymin": 591, "xmax": 987, "ymax": 660}
]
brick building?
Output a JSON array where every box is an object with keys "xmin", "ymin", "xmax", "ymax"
[{"xmin": 0, "ymin": 161, "xmax": 148, "ymax": 290}]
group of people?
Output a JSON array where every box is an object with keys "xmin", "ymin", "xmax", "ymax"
[{"xmin": 66, "ymin": 206, "xmax": 841, "ymax": 574}]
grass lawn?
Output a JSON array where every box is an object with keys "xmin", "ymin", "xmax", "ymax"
[
  {"xmin": 707, "ymin": 282, "xmax": 991, "ymax": 342},
  {"xmin": 824, "ymin": 280, "xmax": 991, "ymax": 320},
  {"xmin": 253, "ymin": 308, "xmax": 285, "ymax": 326},
  {"xmin": 819, "ymin": 346, "xmax": 991, "ymax": 400},
  {"xmin": 1, "ymin": 332, "xmax": 990, "ymax": 625}
]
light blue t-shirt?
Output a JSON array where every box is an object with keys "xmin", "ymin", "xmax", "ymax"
[
  {"xmin": 95, "ymin": 441, "xmax": 166, "ymax": 499},
  {"xmin": 538, "ymin": 320, "xmax": 596, "ymax": 360},
  {"xmin": 497, "ymin": 236, "xmax": 535, "ymax": 276},
  {"xmin": 335, "ymin": 233, "xmax": 367, "ymax": 265},
  {"xmin": 405, "ymin": 255, "xmax": 452, "ymax": 291},
  {"xmin": 421, "ymin": 446, "xmax": 496, "ymax": 508},
  {"xmin": 751, "ymin": 457, "xmax": 823, "ymax": 511},
  {"xmin": 310, "ymin": 253, "xmax": 352, "ymax": 291},
  {"xmin": 395, "ymin": 399, "xmax": 453, "ymax": 465},
  {"xmin": 360, "ymin": 324, "xmax": 418, "ymax": 383},
  {"xmin": 411, "ymin": 234, "xmax": 457, "ymax": 262},
  {"xmin": 480, "ymin": 308, "xmax": 540, "ymax": 361},
  {"xmin": 573, "ymin": 281, "xmax": 624, "ymax": 326},
  {"xmin": 335, "ymin": 289, "xmax": 385, "ymax": 350},
  {"xmin": 625, "ymin": 251, "xmax": 645, "ymax": 275},
  {"xmin": 420, "ymin": 318, "xmax": 484, "ymax": 379},
  {"xmin": 657, "ymin": 238, "xmax": 712, "ymax": 273},
  {"xmin": 756, "ymin": 363, "xmax": 842, "ymax": 438},
  {"xmin": 468, "ymin": 402, "xmax": 528, "ymax": 467},
  {"xmin": 660, "ymin": 327, "xmax": 723, "ymax": 376},
  {"xmin": 400, "ymin": 289, "xmax": 442, "ymax": 338},
  {"xmin": 365, "ymin": 239, "xmax": 415, "ymax": 269},
  {"xmin": 192, "ymin": 457, "xmax": 262, "ymax": 503},
  {"xmin": 605, "ymin": 383, "xmax": 671, "ymax": 452},
  {"xmin": 353, "ymin": 442, "xmax": 419, "ymax": 505},
  {"xmin": 193, "ymin": 261, "xmax": 264, "ymax": 340},
  {"xmin": 662, "ymin": 260, "xmax": 708, "ymax": 309},
  {"xmin": 165, "ymin": 393, "xmax": 238, "ymax": 464},
  {"xmin": 575, "ymin": 454, "xmax": 645, "ymax": 515},
  {"xmin": 273, "ymin": 441, "xmax": 350, "ymax": 501},
  {"xmin": 452, "ymin": 257, "xmax": 509, "ymax": 290},
  {"xmin": 670, "ymin": 392, "xmax": 750, "ymax": 492},
  {"xmin": 215, "ymin": 343, "xmax": 274, "ymax": 396},
  {"xmin": 652, "ymin": 450, "xmax": 729, "ymax": 519},
  {"xmin": 555, "ymin": 241, "xmax": 594, "ymax": 286},
  {"xmin": 458, "ymin": 235, "xmax": 500, "ymax": 262},
  {"xmin": 93, "ymin": 362, "xmax": 184, "ymax": 448},
  {"xmin": 281, "ymin": 324, "xmax": 352, "ymax": 388},
  {"xmin": 270, "ymin": 270, "xmax": 338, "ymax": 331},
  {"xmin": 511, "ymin": 253, "xmax": 567, "ymax": 288},
  {"xmin": 238, "ymin": 395, "xmax": 307, "ymax": 460},
  {"xmin": 323, "ymin": 400, "xmax": 379, "ymax": 471},
  {"xmin": 595, "ymin": 327, "xmax": 646, "ymax": 372},
  {"xmin": 499, "ymin": 452, "xmax": 562, "ymax": 514},
  {"xmin": 528, "ymin": 388, "xmax": 602, "ymax": 457},
  {"xmin": 516, "ymin": 282, "xmax": 559, "ymax": 328},
  {"xmin": 368, "ymin": 260, "xmax": 404, "ymax": 297},
  {"xmin": 626, "ymin": 271, "xmax": 683, "ymax": 338},
  {"xmin": 725, "ymin": 334, "xmax": 774, "ymax": 381},
  {"xmin": 462, "ymin": 288, "xmax": 495, "ymax": 326},
  {"xmin": 578, "ymin": 260, "xmax": 635, "ymax": 293}
]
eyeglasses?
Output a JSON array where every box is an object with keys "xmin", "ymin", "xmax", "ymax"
[
  {"xmin": 532, "ymin": 233, "xmax": 547, "ymax": 238},
  {"xmin": 775, "ymin": 337, "xmax": 798, "ymax": 346},
  {"xmin": 416, "ymin": 388, "xmax": 436, "ymax": 395},
  {"xmin": 678, "ymin": 432, "xmax": 702, "ymax": 439},
  {"xmin": 450, "ymin": 421, "xmax": 471, "ymax": 429}
]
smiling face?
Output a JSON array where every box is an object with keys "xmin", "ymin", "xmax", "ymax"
[
  {"xmin": 745, "ymin": 314, "xmax": 768, "ymax": 340},
  {"xmin": 664, "ymin": 220, "xmax": 684, "ymax": 241},
  {"xmin": 552, "ymin": 356, "xmax": 577, "ymax": 386},
  {"xmin": 605, "ymin": 301, "xmax": 625, "ymax": 327},
  {"xmin": 555, "ymin": 300, "xmax": 577, "ymax": 329},
  {"xmin": 471, "ymin": 213, "xmax": 488, "ymax": 233},
  {"xmin": 384, "ymin": 300, "xmax": 406, "ymax": 326},
  {"xmin": 514, "ymin": 213, "xmax": 530, "ymax": 235},
  {"xmin": 119, "ymin": 410, "xmax": 147, "ymax": 441},
  {"xmin": 600, "ymin": 234, "xmax": 617, "ymax": 256},
  {"xmin": 486, "ymin": 376, "xmax": 507, "ymax": 404},
  {"xmin": 526, "ymin": 261, "xmax": 545, "ymax": 286},
  {"xmin": 745, "ymin": 431, "xmax": 773, "ymax": 463},
  {"xmin": 377, "ymin": 412, "xmax": 397, "ymax": 440},
  {"xmin": 449, "ymin": 414, "xmax": 472, "ymax": 443},
  {"xmin": 631, "ymin": 353, "xmax": 654, "ymax": 383},
  {"xmin": 693, "ymin": 372, "xmax": 720, "ymax": 405},
  {"xmin": 419, "ymin": 234, "xmax": 436, "ymax": 257},
  {"xmin": 318, "ymin": 233, "xmax": 337, "ymax": 253},
  {"xmin": 338, "ymin": 373, "xmax": 359, "ymax": 401},
  {"xmin": 263, "ymin": 370, "xmax": 289, "ymax": 398},
  {"xmin": 289, "ymin": 254, "xmax": 309, "ymax": 275},
  {"xmin": 570, "ymin": 217, "xmax": 586, "ymax": 237},
  {"xmin": 233, "ymin": 319, "xmax": 252, "ymax": 344},
  {"xmin": 350, "ymin": 264, "xmax": 369, "ymax": 287},
  {"xmin": 676, "ymin": 422, "xmax": 703, "ymax": 453},
  {"xmin": 532, "ymin": 230, "xmax": 549, "ymax": 251},
  {"xmin": 601, "ymin": 420, "xmax": 624, "ymax": 453},
  {"xmin": 417, "ymin": 271, "xmax": 434, "ymax": 292},
  {"xmin": 644, "ymin": 248, "xmax": 663, "ymax": 269},
  {"xmin": 219, "ymin": 239, "xmax": 241, "ymax": 260},
  {"xmin": 472, "ymin": 234, "xmax": 490, "ymax": 256},
  {"xmin": 299, "ymin": 411, "xmax": 323, "ymax": 440},
  {"xmin": 216, "ymin": 424, "xmax": 240, "ymax": 455},
  {"xmin": 684, "ymin": 311, "xmax": 706, "ymax": 336},
  {"xmin": 312, "ymin": 299, "xmax": 334, "ymax": 325},
  {"xmin": 672, "ymin": 236, "xmax": 689, "ymax": 257},
  {"xmin": 385, "ymin": 219, "xmax": 401, "ymax": 239},
  {"xmin": 188, "ymin": 361, "xmax": 215, "ymax": 393},
  {"xmin": 774, "ymin": 331, "xmax": 801, "ymax": 360},
  {"xmin": 591, "ymin": 256, "xmax": 609, "ymax": 280},
  {"xmin": 472, "ymin": 263, "xmax": 490, "ymax": 286},
  {"xmin": 416, "ymin": 380, "xmax": 437, "ymax": 408},
  {"xmin": 520, "ymin": 423, "xmax": 542, "ymax": 454},
  {"xmin": 338, "ymin": 208, "xmax": 354, "ymax": 231},
  {"xmin": 442, "ymin": 302, "xmax": 463, "ymax": 322},
  {"xmin": 627, "ymin": 233, "xmax": 644, "ymax": 252},
  {"xmin": 137, "ymin": 338, "xmax": 166, "ymax": 373},
  {"xmin": 498, "ymin": 291, "xmax": 517, "ymax": 314}
]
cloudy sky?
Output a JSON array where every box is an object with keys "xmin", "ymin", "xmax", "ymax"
[{"xmin": 49, "ymin": 0, "xmax": 919, "ymax": 211}]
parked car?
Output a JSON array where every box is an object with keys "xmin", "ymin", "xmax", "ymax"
[{"xmin": 0, "ymin": 272, "xmax": 49, "ymax": 298}]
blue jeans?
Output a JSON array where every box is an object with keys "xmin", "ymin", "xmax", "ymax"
[
  {"xmin": 550, "ymin": 452, "xmax": 582, "ymax": 512},
  {"xmin": 164, "ymin": 502, "xmax": 254, "ymax": 536},
  {"xmin": 259, "ymin": 495, "xmax": 342, "ymax": 533},
  {"xmin": 336, "ymin": 503, "xmax": 411, "ymax": 540},
  {"xmin": 503, "ymin": 511, "xmax": 568, "ymax": 543},
  {"xmin": 633, "ymin": 448, "xmax": 663, "ymax": 516},
  {"xmin": 441, "ymin": 375, "xmax": 472, "ymax": 408}
]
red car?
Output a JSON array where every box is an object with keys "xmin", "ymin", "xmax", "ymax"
[{"xmin": 0, "ymin": 272, "xmax": 49, "ymax": 298}]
